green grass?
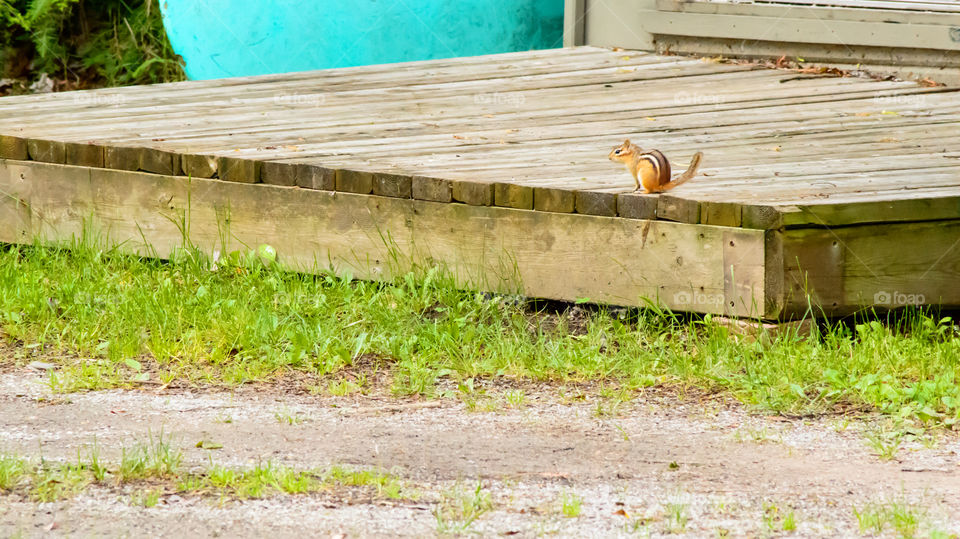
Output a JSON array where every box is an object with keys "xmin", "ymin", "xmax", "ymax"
[
  {"xmin": 434, "ymin": 481, "xmax": 494, "ymax": 534},
  {"xmin": 195, "ymin": 462, "xmax": 324, "ymax": 499},
  {"xmin": 662, "ymin": 499, "xmax": 690, "ymax": 534},
  {"xmin": 31, "ymin": 459, "xmax": 91, "ymax": 502},
  {"xmin": 854, "ymin": 498, "xmax": 926, "ymax": 538},
  {"xmin": 0, "ymin": 454, "xmax": 26, "ymax": 490},
  {"xmin": 0, "ymin": 442, "xmax": 411, "ymax": 504},
  {"xmin": 118, "ymin": 431, "xmax": 182, "ymax": 481},
  {"xmin": 559, "ymin": 491, "xmax": 583, "ymax": 518},
  {"xmin": 130, "ymin": 488, "xmax": 162, "ymax": 508},
  {"xmin": 1, "ymin": 242, "xmax": 960, "ymax": 427},
  {"xmin": 863, "ymin": 427, "xmax": 904, "ymax": 461},
  {"xmin": 274, "ymin": 406, "xmax": 307, "ymax": 425},
  {"xmin": 762, "ymin": 502, "xmax": 797, "ymax": 533},
  {"xmin": 325, "ymin": 465, "xmax": 413, "ymax": 500}
]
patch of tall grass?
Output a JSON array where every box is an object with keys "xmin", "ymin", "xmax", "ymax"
[{"xmin": 0, "ymin": 241, "xmax": 957, "ymax": 427}]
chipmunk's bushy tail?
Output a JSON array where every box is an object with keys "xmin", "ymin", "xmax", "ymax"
[{"xmin": 662, "ymin": 152, "xmax": 703, "ymax": 191}]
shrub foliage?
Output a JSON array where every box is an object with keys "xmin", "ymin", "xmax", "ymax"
[{"xmin": 0, "ymin": 0, "xmax": 185, "ymax": 87}]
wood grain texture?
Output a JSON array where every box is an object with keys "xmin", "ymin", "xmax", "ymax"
[
  {"xmin": 218, "ymin": 156, "xmax": 260, "ymax": 183},
  {"xmin": 337, "ymin": 169, "xmax": 374, "ymax": 194},
  {"xmin": 182, "ymin": 154, "xmax": 219, "ymax": 178},
  {"xmin": 64, "ymin": 142, "xmax": 104, "ymax": 168},
  {"xmin": 534, "ymin": 187, "xmax": 576, "ymax": 213},
  {"xmin": 27, "ymin": 139, "xmax": 65, "ymax": 164},
  {"xmin": 372, "ymin": 172, "xmax": 412, "ymax": 199},
  {"xmin": 452, "ymin": 181, "xmax": 494, "ymax": 206},
  {"xmin": 576, "ymin": 190, "xmax": 617, "ymax": 217},
  {"xmin": 495, "ymin": 182, "xmax": 534, "ymax": 210},
  {"xmin": 0, "ymin": 47, "xmax": 957, "ymax": 231},
  {"xmin": 104, "ymin": 146, "xmax": 142, "ymax": 171},
  {"xmin": 140, "ymin": 148, "xmax": 179, "ymax": 176},
  {"xmin": 412, "ymin": 176, "xmax": 452, "ymax": 202},
  {"xmin": 297, "ymin": 164, "xmax": 336, "ymax": 191},
  {"xmin": 617, "ymin": 193, "xmax": 659, "ymax": 220},
  {"xmin": 260, "ymin": 161, "xmax": 297, "ymax": 186},
  {"xmin": 772, "ymin": 221, "xmax": 960, "ymax": 317},
  {"xmin": 0, "ymin": 135, "xmax": 27, "ymax": 160}
]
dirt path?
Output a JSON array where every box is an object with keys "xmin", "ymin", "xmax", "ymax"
[{"xmin": 1, "ymin": 371, "xmax": 958, "ymax": 537}]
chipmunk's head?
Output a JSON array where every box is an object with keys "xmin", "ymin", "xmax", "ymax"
[{"xmin": 608, "ymin": 139, "xmax": 639, "ymax": 163}]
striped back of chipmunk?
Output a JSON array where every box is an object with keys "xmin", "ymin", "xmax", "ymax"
[{"xmin": 640, "ymin": 150, "xmax": 671, "ymax": 187}]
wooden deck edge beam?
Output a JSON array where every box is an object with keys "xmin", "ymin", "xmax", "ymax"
[
  {"xmin": 764, "ymin": 221, "xmax": 960, "ymax": 318},
  {"xmin": 0, "ymin": 158, "xmax": 769, "ymax": 318},
  {"xmin": 742, "ymin": 197, "xmax": 960, "ymax": 229}
]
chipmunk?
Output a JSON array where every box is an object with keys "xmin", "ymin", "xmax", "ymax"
[{"xmin": 608, "ymin": 139, "xmax": 703, "ymax": 193}]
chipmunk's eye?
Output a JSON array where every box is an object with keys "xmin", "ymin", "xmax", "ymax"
[{"xmin": 614, "ymin": 149, "xmax": 621, "ymax": 154}]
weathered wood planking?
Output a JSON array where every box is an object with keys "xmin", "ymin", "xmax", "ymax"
[
  {"xmin": 771, "ymin": 221, "xmax": 960, "ymax": 317},
  {"xmin": 0, "ymin": 158, "xmax": 767, "ymax": 317},
  {"xmin": 0, "ymin": 46, "xmax": 956, "ymax": 231}
]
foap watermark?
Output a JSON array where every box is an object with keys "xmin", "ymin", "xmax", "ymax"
[
  {"xmin": 72, "ymin": 93, "xmax": 124, "ymax": 106},
  {"xmin": 673, "ymin": 91, "xmax": 724, "ymax": 108},
  {"xmin": 673, "ymin": 290, "xmax": 724, "ymax": 307},
  {"xmin": 873, "ymin": 290, "xmax": 925, "ymax": 307},
  {"xmin": 474, "ymin": 91, "xmax": 526, "ymax": 107},
  {"xmin": 273, "ymin": 92, "xmax": 326, "ymax": 107},
  {"xmin": 872, "ymin": 91, "xmax": 926, "ymax": 107}
]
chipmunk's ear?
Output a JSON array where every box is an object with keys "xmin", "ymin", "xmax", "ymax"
[{"xmin": 622, "ymin": 139, "xmax": 631, "ymax": 146}]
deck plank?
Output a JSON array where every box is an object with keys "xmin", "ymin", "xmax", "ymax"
[{"xmin": 0, "ymin": 47, "xmax": 957, "ymax": 231}]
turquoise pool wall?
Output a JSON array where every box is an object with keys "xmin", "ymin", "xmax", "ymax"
[{"xmin": 159, "ymin": 1, "xmax": 564, "ymax": 80}]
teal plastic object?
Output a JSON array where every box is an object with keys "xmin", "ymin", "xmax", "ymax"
[{"xmin": 159, "ymin": 1, "xmax": 564, "ymax": 80}]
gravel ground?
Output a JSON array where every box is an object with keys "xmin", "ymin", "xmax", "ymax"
[{"xmin": 1, "ymin": 370, "xmax": 959, "ymax": 537}]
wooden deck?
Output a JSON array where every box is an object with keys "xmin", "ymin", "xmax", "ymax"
[{"xmin": 1, "ymin": 46, "xmax": 958, "ymax": 318}]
